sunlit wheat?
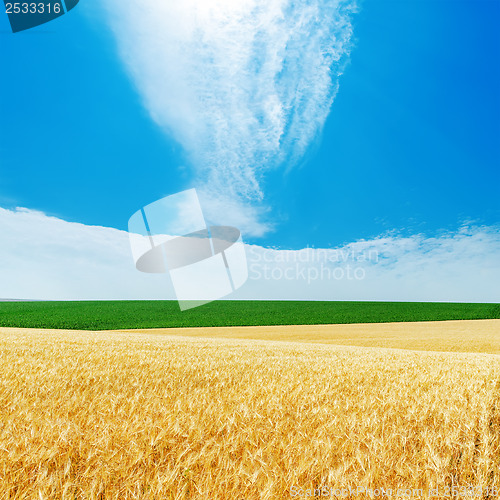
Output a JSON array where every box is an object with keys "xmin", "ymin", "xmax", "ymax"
[{"xmin": 0, "ymin": 329, "xmax": 498, "ymax": 499}]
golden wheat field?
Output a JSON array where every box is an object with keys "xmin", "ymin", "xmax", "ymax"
[{"xmin": 0, "ymin": 325, "xmax": 499, "ymax": 499}]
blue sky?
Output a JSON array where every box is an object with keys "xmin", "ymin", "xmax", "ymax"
[
  {"xmin": 0, "ymin": 3, "xmax": 188, "ymax": 231},
  {"xmin": 1, "ymin": 0, "xmax": 499, "ymax": 249},
  {"xmin": 270, "ymin": 0, "xmax": 500, "ymax": 247},
  {"xmin": 0, "ymin": 0, "xmax": 499, "ymax": 305}
]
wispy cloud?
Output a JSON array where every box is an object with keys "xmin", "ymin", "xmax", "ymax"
[
  {"xmin": 99, "ymin": 0, "xmax": 357, "ymax": 235},
  {"xmin": 1, "ymin": 206, "xmax": 498, "ymax": 303},
  {"xmin": 241, "ymin": 228, "xmax": 500, "ymax": 302}
]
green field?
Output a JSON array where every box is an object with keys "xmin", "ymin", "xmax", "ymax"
[{"xmin": 0, "ymin": 300, "xmax": 499, "ymax": 330}]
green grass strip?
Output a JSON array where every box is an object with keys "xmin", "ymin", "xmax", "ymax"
[{"xmin": 0, "ymin": 301, "xmax": 498, "ymax": 331}]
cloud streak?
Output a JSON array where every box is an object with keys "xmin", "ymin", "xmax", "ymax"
[{"xmin": 100, "ymin": 0, "xmax": 357, "ymax": 234}]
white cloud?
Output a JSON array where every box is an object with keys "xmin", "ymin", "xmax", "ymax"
[
  {"xmin": 0, "ymin": 207, "xmax": 173, "ymax": 300},
  {"xmin": 239, "ymin": 228, "xmax": 500, "ymax": 302},
  {"xmin": 1, "ymin": 206, "xmax": 499, "ymax": 303},
  {"xmin": 98, "ymin": 0, "xmax": 357, "ymax": 235}
]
